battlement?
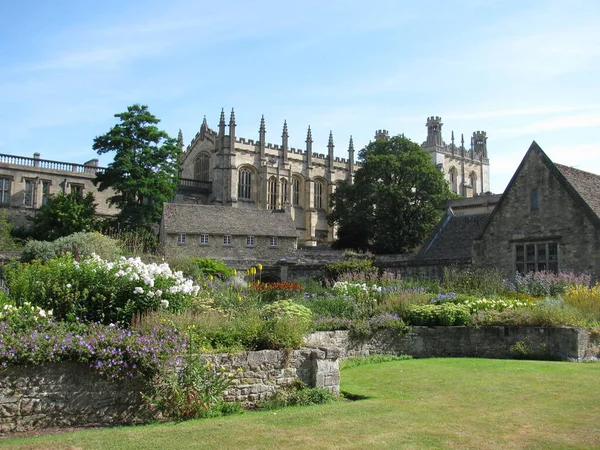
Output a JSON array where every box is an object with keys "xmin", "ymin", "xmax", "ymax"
[
  {"xmin": 374, "ymin": 129, "xmax": 389, "ymax": 141},
  {"xmin": 427, "ymin": 116, "xmax": 442, "ymax": 122}
]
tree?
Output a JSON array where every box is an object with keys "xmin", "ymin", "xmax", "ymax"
[
  {"xmin": 329, "ymin": 135, "xmax": 453, "ymax": 254},
  {"xmin": 93, "ymin": 104, "xmax": 179, "ymax": 230},
  {"xmin": 31, "ymin": 192, "xmax": 98, "ymax": 241}
]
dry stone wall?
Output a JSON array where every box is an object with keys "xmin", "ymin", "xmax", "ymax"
[
  {"xmin": 0, "ymin": 348, "xmax": 340, "ymax": 434},
  {"xmin": 304, "ymin": 326, "xmax": 597, "ymax": 361}
]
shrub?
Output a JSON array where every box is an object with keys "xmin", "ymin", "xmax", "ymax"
[
  {"xmin": 405, "ymin": 303, "xmax": 471, "ymax": 326},
  {"xmin": 511, "ymin": 271, "xmax": 591, "ymax": 297},
  {"xmin": 0, "ymin": 307, "xmax": 186, "ymax": 379},
  {"xmin": 562, "ymin": 284, "xmax": 600, "ymax": 320},
  {"xmin": 259, "ymin": 300, "xmax": 313, "ymax": 349},
  {"xmin": 471, "ymin": 301, "xmax": 590, "ymax": 328},
  {"xmin": 249, "ymin": 281, "xmax": 303, "ymax": 303},
  {"xmin": 21, "ymin": 232, "xmax": 123, "ymax": 263},
  {"xmin": 300, "ymin": 293, "xmax": 358, "ymax": 319},
  {"xmin": 144, "ymin": 352, "xmax": 242, "ymax": 420},
  {"xmin": 441, "ymin": 267, "xmax": 505, "ymax": 296},
  {"xmin": 340, "ymin": 354, "xmax": 412, "ymax": 370},
  {"xmin": 322, "ymin": 259, "xmax": 378, "ymax": 281},
  {"xmin": 256, "ymin": 379, "xmax": 336, "ymax": 410},
  {"xmin": 3, "ymin": 254, "xmax": 200, "ymax": 325}
]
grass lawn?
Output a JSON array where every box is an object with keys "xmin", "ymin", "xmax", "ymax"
[{"xmin": 1, "ymin": 358, "xmax": 599, "ymax": 449}]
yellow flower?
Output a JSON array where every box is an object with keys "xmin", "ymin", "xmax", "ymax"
[
  {"xmin": 232, "ymin": 269, "xmax": 237, "ymax": 276},
  {"xmin": 257, "ymin": 264, "xmax": 263, "ymax": 271},
  {"xmin": 209, "ymin": 275, "xmax": 214, "ymax": 281},
  {"xmin": 237, "ymin": 296, "xmax": 242, "ymax": 301}
]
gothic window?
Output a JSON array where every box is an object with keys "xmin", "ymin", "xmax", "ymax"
[
  {"xmin": 194, "ymin": 153, "xmax": 210, "ymax": 181},
  {"xmin": 238, "ymin": 168, "xmax": 252, "ymax": 200},
  {"xmin": 515, "ymin": 242, "xmax": 558, "ymax": 274},
  {"xmin": 292, "ymin": 177, "xmax": 301, "ymax": 206},
  {"xmin": 314, "ymin": 179, "xmax": 324, "ymax": 209},
  {"xmin": 469, "ymin": 172, "xmax": 477, "ymax": 194},
  {"xmin": 41, "ymin": 181, "xmax": 50, "ymax": 206},
  {"xmin": 281, "ymin": 178, "xmax": 289, "ymax": 205},
  {"xmin": 0, "ymin": 178, "xmax": 10, "ymax": 204},
  {"xmin": 448, "ymin": 167, "xmax": 458, "ymax": 194},
  {"xmin": 24, "ymin": 179, "xmax": 33, "ymax": 206},
  {"xmin": 267, "ymin": 176, "xmax": 278, "ymax": 210}
]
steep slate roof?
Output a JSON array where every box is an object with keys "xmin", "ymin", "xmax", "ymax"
[
  {"xmin": 417, "ymin": 210, "xmax": 491, "ymax": 260},
  {"xmin": 476, "ymin": 141, "xmax": 600, "ymax": 239},
  {"xmin": 555, "ymin": 163, "xmax": 600, "ymax": 220},
  {"xmin": 162, "ymin": 204, "xmax": 298, "ymax": 237}
]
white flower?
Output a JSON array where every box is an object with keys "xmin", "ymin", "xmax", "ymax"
[
  {"xmin": 66, "ymin": 283, "xmax": 72, "ymax": 288},
  {"xmin": 133, "ymin": 286, "xmax": 144, "ymax": 294},
  {"xmin": 155, "ymin": 289, "xmax": 163, "ymax": 297},
  {"xmin": 160, "ymin": 299, "xmax": 169, "ymax": 308}
]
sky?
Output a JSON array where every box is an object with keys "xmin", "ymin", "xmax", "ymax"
[{"xmin": 1, "ymin": 0, "xmax": 599, "ymax": 195}]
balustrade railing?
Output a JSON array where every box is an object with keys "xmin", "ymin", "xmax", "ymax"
[
  {"xmin": 178, "ymin": 178, "xmax": 212, "ymax": 192},
  {"xmin": 0, "ymin": 154, "xmax": 106, "ymax": 174}
]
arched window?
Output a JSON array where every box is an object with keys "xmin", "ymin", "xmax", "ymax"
[
  {"xmin": 238, "ymin": 168, "xmax": 252, "ymax": 200},
  {"xmin": 314, "ymin": 179, "xmax": 325, "ymax": 209},
  {"xmin": 469, "ymin": 172, "xmax": 478, "ymax": 194},
  {"xmin": 448, "ymin": 167, "xmax": 458, "ymax": 194},
  {"xmin": 292, "ymin": 177, "xmax": 301, "ymax": 206},
  {"xmin": 281, "ymin": 178, "xmax": 289, "ymax": 205},
  {"xmin": 194, "ymin": 153, "xmax": 210, "ymax": 181},
  {"xmin": 267, "ymin": 176, "xmax": 278, "ymax": 209}
]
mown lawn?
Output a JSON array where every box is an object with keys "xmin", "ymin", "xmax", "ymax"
[{"xmin": 2, "ymin": 358, "xmax": 599, "ymax": 449}]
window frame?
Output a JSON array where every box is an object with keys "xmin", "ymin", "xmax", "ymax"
[
  {"xmin": 200, "ymin": 234, "xmax": 209, "ymax": 245},
  {"xmin": 267, "ymin": 176, "xmax": 278, "ymax": 210},
  {"xmin": 0, "ymin": 178, "xmax": 11, "ymax": 205},
  {"xmin": 70, "ymin": 183, "xmax": 84, "ymax": 196},
  {"xmin": 41, "ymin": 180, "xmax": 51, "ymax": 206},
  {"xmin": 292, "ymin": 177, "xmax": 300, "ymax": 206},
  {"xmin": 238, "ymin": 168, "xmax": 252, "ymax": 200},
  {"xmin": 23, "ymin": 179, "xmax": 34, "ymax": 207},
  {"xmin": 194, "ymin": 153, "xmax": 210, "ymax": 182},
  {"xmin": 269, "ymin": 236, "xmax": 278, "ymax": 247},
  {"xmin": 314, "ymin": 179, "xmax": 324, "ymax": 209},
  {"xmin": 514, "ymin": 242, "xmax": 558, "ymax": 274},
  {"xmin": 177, "ymin": 233, "xmax": 186, "ymax": 245},
  {"xmin": 246, "ymin": 235, "xmax": 255, "ymax": 247},
  {"xmin": 223, "ymin": 235, "xmax": 232, "ymax": 246}
]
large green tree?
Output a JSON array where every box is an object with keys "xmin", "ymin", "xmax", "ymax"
[
  {"xmin": 329, "ymin": 135, "xmax": 453, "ymax": 254},
  {"xmin": 31, "ymin": 192, "xmax": 98, "ymax": 241},
  {"xmin": 93, "ymin": 104, "xmax": 179, "ymax": 230}
]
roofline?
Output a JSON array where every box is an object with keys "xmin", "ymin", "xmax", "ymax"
[{"xmin": 475, "ymin": 141, "xmax": 600, "ymax": 240}]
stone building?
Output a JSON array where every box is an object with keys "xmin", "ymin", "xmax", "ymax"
[
  {"xmin": 420, "ymin": 116, "xmax": 490, "ymax": 196},
  {"xmin": 0, "ymin": 152, "xmax": 116, "ymax": 229},
  {"xmin": 472, "ymin": 141, "xmax": 600, "ymax": 279},
  {"xmin": 176, "ymin": 110, "xmax": 491, "ymax": 246},
  {"xmin": 160, "ymin": 203, "xmax": 298, "ymax": 263}
]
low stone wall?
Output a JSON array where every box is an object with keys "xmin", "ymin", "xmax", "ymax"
[
  {"xmin": 304, "ymin": 326, "xmax": 598, "ymax": 361},
  {"xmin": 0, "ymin": 348, "xmax": 340, "ymax": 434}
]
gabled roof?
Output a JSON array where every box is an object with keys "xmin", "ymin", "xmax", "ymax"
[
  {"xmin": 162, "ymin": 204, "xmax": 298, "ymax": 237},
  {"xmin": 476, "ymin": 141, "xmax": 600, "ymax": 239},
  {"xmin": 417, "ymin": 210, "xmax": 491, "ymax": 261}
]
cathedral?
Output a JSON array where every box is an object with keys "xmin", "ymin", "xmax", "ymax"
[{"xmin": 175, "ymin": 110, "xmax": 490, "ymax": 246}]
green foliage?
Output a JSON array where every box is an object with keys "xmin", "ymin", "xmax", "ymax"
[
  {"xmin": 322, "ymin": 259, "xmax": 378, "ymax": 281},
  {"xmin": 104, "ymin": 228, "xmax": 159, "ymax": 256},
  {"xmin": 329, "ymin": 135, "xmax": 452, "ymax": 253},
  {"xmin": 21, "ymin": 231, "xmax": 123, "ymax": 263},
  {"xmin": 256, "ymin": 379, "xmax": 337, "ymax": 410},
  {"xmin": 441, "ymin": 267, "xmax": 505, "ymax": 296},
  {"xmin": 3, "ymin": 254, "xmax": 199, "ymax": 325},
  {"xmin": 259, "ymin": 300, "xmax": 313, "ymax": 349},
  {"xmin": 191, "ymin": 258, "xmax": 235, "ymax": 280},
  {"xmin": 144, "ymin": 352, "xmax": 242, "ymax": 421},
  {"xmin": 471, "ymin": 300, "xmax": 591, "ymax": 328},
  {"xmin": 93, "ymin": 104, "xmax": 180, "ymax": 230},
  {"xmin": 405, "ymin": 303, "xmax": 471, "ymax": 326},
  {"xmin": 340, "ymin": 354, "xmax": 413, "ymax": 370},
  {"xmin": 0, "ymin": 209, "xmax": 20, "ymax": 251},
  {"xmin": 30, "ymin": 192, "xmax": 99, "ymax": 241}
]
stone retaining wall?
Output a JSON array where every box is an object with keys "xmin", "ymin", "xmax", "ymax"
[
  {"xmin": 304, "ymin": 326, "xmax": 598, "ymax": 361},
  {"xmin": 0, "ymin": 348, "xmax": 340, "ymax": 434}
]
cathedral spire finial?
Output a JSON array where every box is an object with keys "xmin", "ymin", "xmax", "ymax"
[
  {"xmin": 229, "ymin": 108, "xmax": 236, "ymax": 126},
  {"xmin": 259, "ymin": 114, "xmax": 265, "ymax": 133},
  {"xmin": 328, "ymin": 130, "xmax": 334, "ymax": 147},
  {"xmin": 451, "ymin": 130, "xmax": 455, "ymax": 147},
  {"xmin": 219, "ymin": 108, "xmax": 226, "ymax": 127},
  {"xmin": 306, "ymin": 125, "xmax": 313, "ymax": 143},
  {"xmin": 461, "ymin": 133, "xmax": 465, "ymax": 148},
  {"xmin": 282, "ymin": 120, "xmax": 288, "ymax": 137},
  {"xmin": 177, "ymin": 129, "xmax": 184, "ymax": 150}
]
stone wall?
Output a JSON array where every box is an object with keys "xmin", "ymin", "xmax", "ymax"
[
  {"xmin": 304, "ymin": 326, "xmax": 598, "ymax": 361},
  {"xmin": 0, "ymin": 348, "xmax": 340, "ymax": 434}
]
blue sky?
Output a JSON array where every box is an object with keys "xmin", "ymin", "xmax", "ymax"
[{"xmin": 1, "ymin": 0, "xmax": 598, "ymax": 194}]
